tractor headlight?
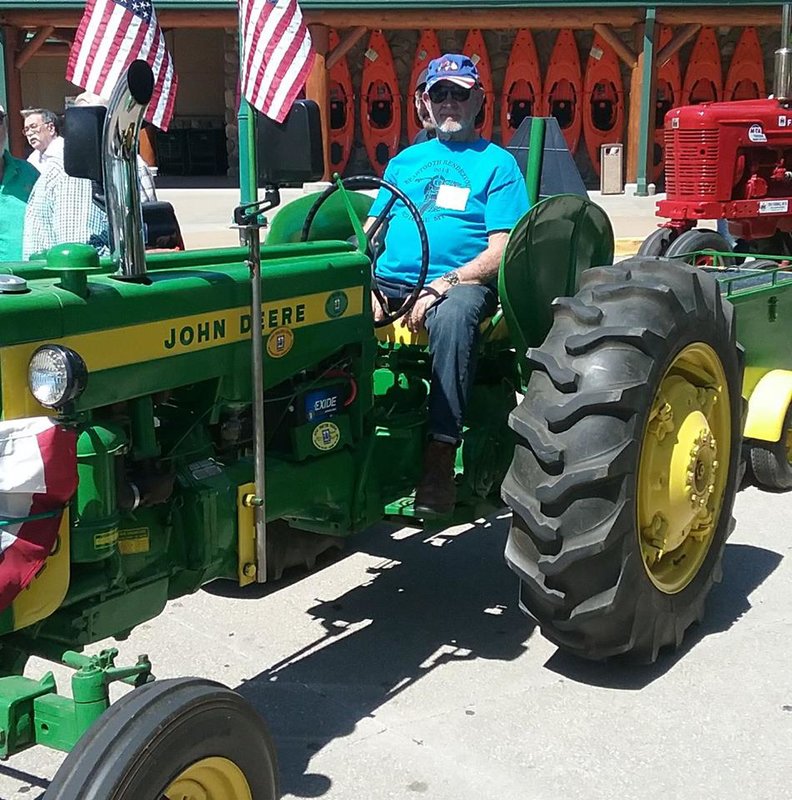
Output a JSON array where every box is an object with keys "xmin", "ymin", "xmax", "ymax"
[{"xmin": 28, "ymin": 345, "xmax": 87, "ymax": 408}]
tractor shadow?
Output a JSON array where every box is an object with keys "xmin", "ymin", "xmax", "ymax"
[
  {"xmin": 544, "ymin": 542, "xmax": 782, "ymax": 690},
  {"xmin": 232, "ymin": 512, "xmax": 534, "ymax": 798}
]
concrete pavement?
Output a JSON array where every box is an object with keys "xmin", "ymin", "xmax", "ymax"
[
  {"xmin": 0, "ymin": 482, "xmax": 789, "ymax": 800},
  {"xmin": 154, "ymin": 178, "xmax": 674, "ymax": 254}
]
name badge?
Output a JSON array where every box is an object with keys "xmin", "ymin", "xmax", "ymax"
[{"xmin": 436, "ymin": 184, "xmax": 470, "ymax": 211}]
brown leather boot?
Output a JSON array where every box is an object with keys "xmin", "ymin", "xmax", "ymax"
[{"xmin": 414, "ymin": 440, "xmax": 458, "ymax": 515}]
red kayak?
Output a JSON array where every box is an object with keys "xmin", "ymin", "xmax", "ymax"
[
  {"xmin": 724, "ymin": 27, "xmax": 765, "ymax": 101},
  {"xmin": 582, "ymin": 33, "xmax": 625, "ymax": 176},
  {"xmin": 501, "ymin": 29, "xmax": 541, "ymax": 146},
  {"xmin": 360, "ymin": 30, "xmax": 402, "ymax": 176},
  {"xmin": 682, "ymin": 27, "xmax": 722, "ymax": 105},
  {"xmin": 541, "ymin": 29, "xmax": 583, "ymax": 155},
  {"xmin": 407, "ymin": 29, "xmax": 441, "ymax": 143},
  {"xmin": 328, "ymin": 29, "xmax": 354, "ymax": 176},
  {"xmin": 463, "ymin": 29, "xmax": 494, "ymax": 141}
]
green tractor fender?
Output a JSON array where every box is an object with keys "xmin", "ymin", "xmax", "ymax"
[
  {"xmin": 498, "ymin": 194, "xmax": 614, "ymax": 382},
  {"xmin": 265, "ymin": 188, "xmax": 374, "ymax": 245}
]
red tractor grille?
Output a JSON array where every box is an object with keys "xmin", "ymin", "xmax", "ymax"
[{"xmin": 664, "ymin": 128, "xmax": 720, "ymax": 197}]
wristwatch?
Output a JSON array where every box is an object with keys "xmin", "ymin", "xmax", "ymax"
[{"xmin": 441, "ymin": 270, "xmax": 460, "ymax": 287}]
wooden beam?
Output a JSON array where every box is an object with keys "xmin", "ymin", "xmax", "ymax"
[
  {"xmin": 2, "ymin": 26, "xmax": 25, "ymax": 157},
  {"xmin": 51, "ymin": 28, "xmax": 74, "ymax": 45},
  {"xmin": 657, "ymin": 7, "xmax": 781, "ymax": 26},
  {"xmin": 1, "ymin": 6, "xmax": 787, "ymax": 30},
  {"xmin": 656, "ymin": 23, "xmax": 700, "ymax": 68},
  {"xmin": 327, "ymin": 26, "xmax": 367, "ymax": 71},
  {"xmin": 1, "ymin": 7, "xmax": 643, "ymax": 30},
  {"xmin": 35, "ymin": 43, "xmax": 71, "ymax": 57},
  {"xmin": 593, "ymin": 23, "xmax": 637, "ymax": 69},
  {"xmin": 14, "ymin": 25, "xmax": 54, "ymax": 70},
  {"xmin": 305, "ymin": 23, "xmax": 330, "ymax": 180}
]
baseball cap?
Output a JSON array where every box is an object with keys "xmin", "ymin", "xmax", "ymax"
[
  {"xmin": 425, "ymin": 54, "xmax": 480, "ymax": 91},
  {"xmin": 415, "ymin": 67, "xmax": 429, "ymax": 92}
]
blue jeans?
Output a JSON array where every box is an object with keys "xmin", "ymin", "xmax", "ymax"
[{"xmin": 377, "ymin": 277, "xmax": 498, "ymax": 443}]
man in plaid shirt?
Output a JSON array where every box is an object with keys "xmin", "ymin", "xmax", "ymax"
[{"xmin": 22, "ymin": 162, "xmax": 108, "ymax": 259}]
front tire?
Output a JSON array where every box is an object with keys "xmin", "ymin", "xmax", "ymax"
[
  {"xmin": 665, "ymin": 228, "xmax": 735, "ymax": 267},
  {"xmin": 502, "ymin": 257, "xmax": 743, "ymax": 662},
  {"xmin": 637, "ymin": 226, "xmax": 679, "ymax": 257},
  {"xmin": 46, "ymin": 678, "xmax": 278, "ymax": 800}
]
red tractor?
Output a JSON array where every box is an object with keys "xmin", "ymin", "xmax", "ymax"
[{"xmin": 641, "ymin": 12, "xmax": 792, "ymax": 264}]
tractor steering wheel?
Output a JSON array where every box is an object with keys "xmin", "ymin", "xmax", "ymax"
[{"xmin": 301, "ymin": 175, "xmax": 431, "ymax": 328}]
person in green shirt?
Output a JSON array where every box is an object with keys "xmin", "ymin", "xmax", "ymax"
[{"xmin": 0, "ymin": 104, "xmax": 39, "ymax": 262}]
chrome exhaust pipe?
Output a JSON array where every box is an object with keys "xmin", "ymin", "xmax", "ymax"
[
  {"xmin": 103, "ymin": 60, "xmax": 154, "ymax": 279},
  {"xmin": 775, "ymin": 4, "xmax": 792, "ymax": 104}
]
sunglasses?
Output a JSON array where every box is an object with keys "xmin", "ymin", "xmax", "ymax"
[{"xmin": 427, "ymin": 85, "xmax": 473, "ymax": 103}]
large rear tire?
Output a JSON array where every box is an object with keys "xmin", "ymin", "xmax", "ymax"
[
  {"xmin": 46, "ymin": 678, "xmax": 278, "ymax": 800},
  {"xmin": 502, "ymin": 257, "xmax": 743, "ymax": 662}
]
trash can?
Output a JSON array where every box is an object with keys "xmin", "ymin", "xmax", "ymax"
[{"xmin": 600, "ymin": 142, "xmax": 624, "ymax": 195}]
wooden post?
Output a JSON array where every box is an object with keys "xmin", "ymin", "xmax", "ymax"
[
  {"xmin": 305, "ymin": 23, "xmax": 330, "ymax": 180},
  {"xmin": 2, "ymin": 26, "xmax": 24, "ymax": 157},
  {"xmin": 625, "ymin": 11, "xmax": 657, "ymax": 194}
]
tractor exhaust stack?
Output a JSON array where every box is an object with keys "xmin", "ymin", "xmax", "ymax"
[
  {"xmin": 775, "ymin": 4, "xmax": 792, "ymax": 104},
  {"xmin": 103, "ymin": 60, "xmax": 154, "ymax": 280}
]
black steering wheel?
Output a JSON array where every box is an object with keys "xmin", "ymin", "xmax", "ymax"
[{"xmin": 301, "ymin": 175, "xmax": 430, "ymax": 328}]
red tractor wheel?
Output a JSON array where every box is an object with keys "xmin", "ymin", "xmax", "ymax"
[{"xmin": 665, "ymin": 228, "xmax": 735, "ymax": 267}]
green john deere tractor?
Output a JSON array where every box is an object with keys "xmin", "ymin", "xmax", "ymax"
[{"xmin": 3, "ymin": 59, "xmax": 792, "ymax": 797}]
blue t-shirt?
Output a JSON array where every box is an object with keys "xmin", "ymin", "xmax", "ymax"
[{"xmin": 369, "ymin": 137, "xmax": 529, "ymax": 285}]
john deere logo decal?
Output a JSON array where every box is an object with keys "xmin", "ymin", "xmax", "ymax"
[
  {"xmin": 325, "ymin": 291, "xmax": 349, "ymax": 318},
  {"xmin": 266, "ymin": 326, "xmax": 294, "ymax": 358},
  {"xmin": 312, "ymin": 421, "xmax": 341, "ymax": 451}
]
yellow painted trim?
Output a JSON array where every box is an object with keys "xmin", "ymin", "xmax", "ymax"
[
  {"xmin": 375, "ymin": 318, "xmax": 427, "ymax": 346},
  {"xmin": 1, "ymin": 288, "xmax": 363, "ymax": 420},
  {"xmin": 744, "ymin": 369, "xmax": 792, "ymax": 442},
  {"xmin": 12, "ymin": 511, "xmax": 70, "ymax": 631},
  {"xmin": 375, "ymin": 313, "xmax": 507, "ymax": 346},
  {"xmin": 237, "ymin": 483, "xmax": 257, "ymax": 586}
]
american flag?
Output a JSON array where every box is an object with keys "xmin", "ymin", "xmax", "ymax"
[
  {"xmin": 0, "ymin": 418, "xmax": 77, "ymax": 613},
  {"xmin": 66, "ymin": 0, "xmax": 178, "ymax": 130},
  {"xmin": 239, "ymin": 0, "xmax": 315, "ymax": 123}
]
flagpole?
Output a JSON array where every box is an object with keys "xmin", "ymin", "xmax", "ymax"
[{"xmin": 237, "ymin": 6, "xmax": 257, "ymax": 206}]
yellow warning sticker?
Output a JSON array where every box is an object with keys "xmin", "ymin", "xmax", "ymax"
[{"xmin": 118, "ymin": 527, "xmax": 151, "ymax": 555}]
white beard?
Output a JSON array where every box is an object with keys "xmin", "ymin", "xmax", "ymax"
[{"xmin": 437, "ymin": 118, "xmax": 463, "ymax": 134}]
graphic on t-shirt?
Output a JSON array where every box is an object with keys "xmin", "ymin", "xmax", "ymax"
[{"xmin": 408, "ymin": 160, "xmax": 470, "ymax": 218}]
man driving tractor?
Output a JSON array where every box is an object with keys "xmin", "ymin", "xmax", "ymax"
[{"xmin": 367, "ymin": 53, "xmax": 529, "ymax": 515}]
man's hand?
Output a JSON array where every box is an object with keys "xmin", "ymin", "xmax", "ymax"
[
  {"xmin": 404, "ymin": 282, "xmax": 444, "ymax": 333},
  {"xmin": 372, "ymin": 291, "xmax": 387, "ymax": 323}
]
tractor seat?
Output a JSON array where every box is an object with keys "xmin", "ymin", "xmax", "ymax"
[
  {"xmin": 375, "ymin": 309, "xmax": 510, "ymax": 348},
  {"xmin": 142, "ymin": 201, "xmax": 184, "ymax": 250}
]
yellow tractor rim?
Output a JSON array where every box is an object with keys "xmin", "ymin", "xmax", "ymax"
[
  {"xmin": 638, "ymin": 342, "xmax": 731, "ymax": 594},
  {"xmin": 163, "ymin": 757, "xmax": 253, "ymax": 800}
]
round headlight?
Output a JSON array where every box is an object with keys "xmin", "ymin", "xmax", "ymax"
[{"xmin": 28, "ymin": 345, "xmax": 87, "ymax": 408}]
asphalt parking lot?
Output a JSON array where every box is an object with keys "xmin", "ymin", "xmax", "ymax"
[{"xmin": 0, "ymin": 477, "xmax": 790, "ymax": 800}]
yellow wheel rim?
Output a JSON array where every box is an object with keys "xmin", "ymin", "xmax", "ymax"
[
  {"xmin": 163, "ymin": 757, "xmax": 253, "ymax": 800},
  {"xmin": 638, "ymin": 343, "xmax": 731, "ymax": 594}
]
